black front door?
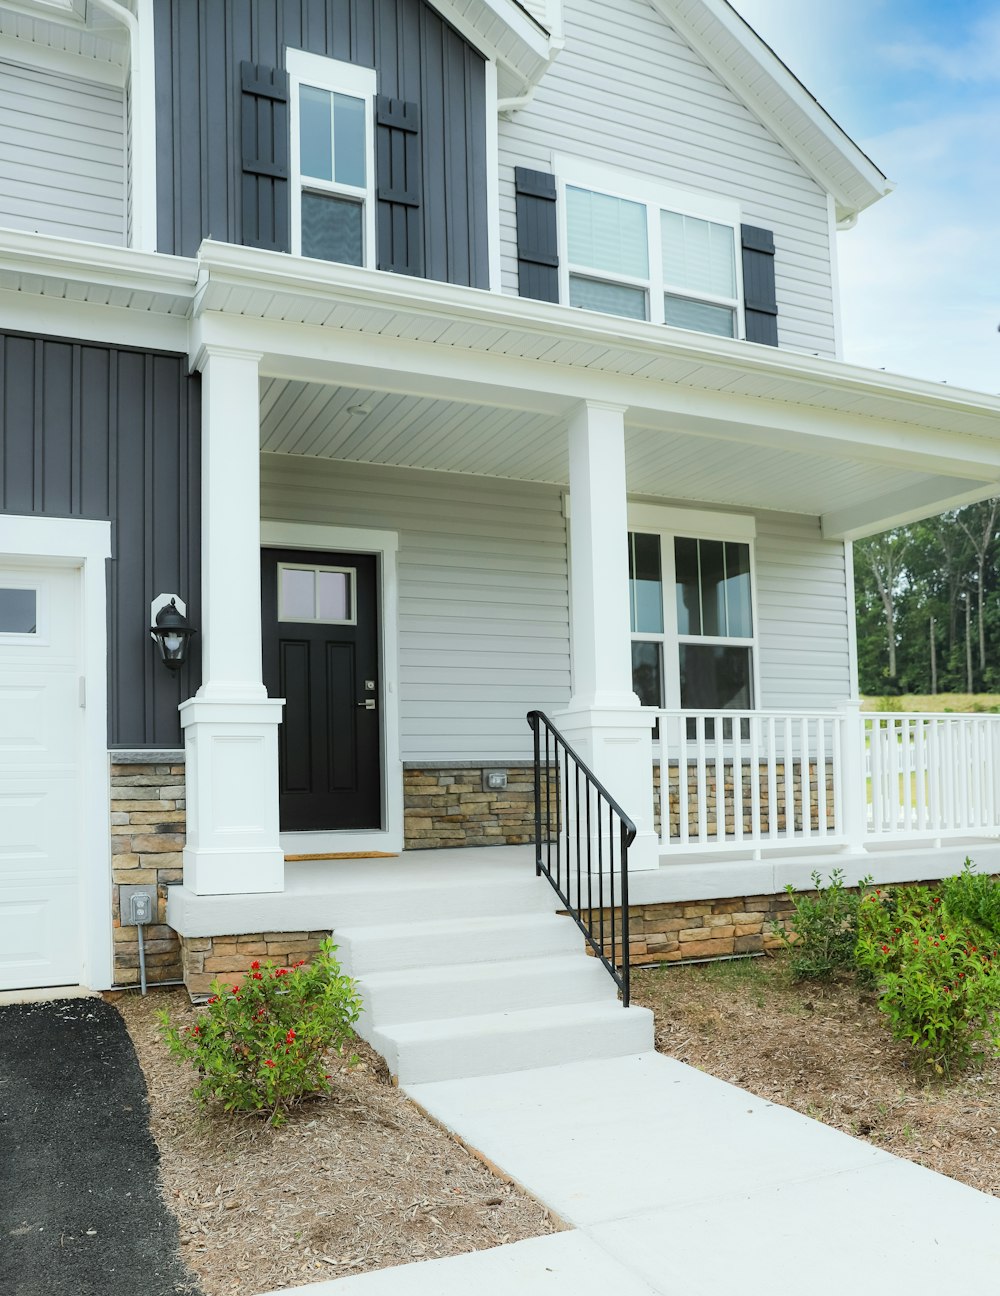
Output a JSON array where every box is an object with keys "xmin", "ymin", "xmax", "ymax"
[{"xmin": 262, "ymin": 548, "xmax": 381, "ymax": 832}]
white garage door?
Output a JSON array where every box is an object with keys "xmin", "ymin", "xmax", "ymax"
[{"xmin": 0, "ymin": 563, "xmax": 83, "ymax": 991}]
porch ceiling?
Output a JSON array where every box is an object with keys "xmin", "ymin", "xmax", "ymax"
[{"xmin": 259, "ymin": 376, "xmax": 985, "ymax": 528}]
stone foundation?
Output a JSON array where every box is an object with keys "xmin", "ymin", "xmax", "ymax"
[
  {"xmin": 179, "ymin": 931, "xmax": 330, "ymax": 996},
  {"xmin": 581, "ymin": 891, "xmax": 799, "ymax": 966},
  {"xmin": 110, "ymin": 754, "xmax": 186, "ymax": 986},
  {"xmin": 403, "ymin": 764, "xmax": 552, "ymax": 849}
]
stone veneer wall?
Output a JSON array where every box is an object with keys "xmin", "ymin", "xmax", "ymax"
[
  {"xmin": 179, "ymin": 932, "xmax": 330, "ymax": 996},
  {"xmin": 403, "ymin": 764, "xmax": 545, "ymax": 849},
  {"xmin": 110, "ymin": 755, "xmax": 187, "ymax": 986},
  {"xmin": 582, "ymin": 891, "xmax": 799, "ymax": 966}
]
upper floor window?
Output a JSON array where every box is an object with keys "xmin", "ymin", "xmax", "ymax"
[
  {"xmin": 287, "ymin": 50, "xmax": 376, "ymax": 268},
  {"xmin": 557, "ymin": 158, "xmax": 743, "ymax": 339}
]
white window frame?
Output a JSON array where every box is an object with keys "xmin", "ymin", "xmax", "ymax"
[
  {"xmin": 287, "ymin": 48, "xmax": 377, "ymax": 268},
  {"xmin": 277, "ymin": 562, "xmax": 357, "ymax": 625},
  {"xmin": 554, "ymin": 154, "xmax": 745, "ymax": 339},
  {"xmin": 627, "ymin": 505, "xmax": 760, "ymax": 715}
]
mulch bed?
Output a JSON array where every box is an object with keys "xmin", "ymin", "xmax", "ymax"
[
  {"xmin": 117, "ymin": 990, "xmax": 557, "ymax": 1296},
  {"xmin": 631, "ymin": 954, "xmax": 1000, "ymax": 1197}
]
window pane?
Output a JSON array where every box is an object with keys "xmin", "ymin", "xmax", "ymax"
[
  {"xmin": 300, "ymin": 85, "xmax": 333, "ymax": 181},
  {"xmin": 631, "ymin": 641, "xmax": 663, "ymax": 708},
  {"xmin": 333, "ymin": 92, "xmax": 366, "ymax": 188},
  {"xmin": 724, "ymin": 542, "xmax": 753, "ymax": 637},
  {"xmin": 566, "ymin": 187, "xmax": 649, "ymax": 279},
  {"xmin": 0, "ymin": 588, "xmax": 36, "ymax": 633},
  {"xmin": 661, "ymin": 211, "xmax": 736, "ymax": 298},
  {"xmin": 569, "ymin": 275, "xmax": 647, "ymax": 320},
  {"xmin": 317, "ymin": 570, "xmax": 351, "ymax": 621},
  {"xmin": 674, "ymin": 536, "xmax": 701, "ymax": 636},
  {"xmin": 280, "ymin": 568, "xmax": 315, "ymax": 620},
  {"xmin": 679, "ymin": 644, "xmax": 752, "ymax": 711},
  {"xmin": 698, "ymin": 540, "xmax": 726, "ymax": 637},
  {"xmin": 628, "ymin": 533, "xmax": 663, "ymax": 633},
  {"xmin": 663, "ymin": 295, "xmax": 735, "ymax": 338},
  {"xmin": 301, "ymin": 192, "xmax": 363, "ymax": 265}
]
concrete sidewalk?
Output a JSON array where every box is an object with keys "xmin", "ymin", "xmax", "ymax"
[{"xmin": 261, "ymin": 1050, "xmax": 1000, "ymax": 1295}]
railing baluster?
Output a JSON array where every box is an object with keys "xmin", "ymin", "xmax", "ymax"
[
  {"xmin": 800, "ymin": 716, "xmax": 811, "ymax": 842},
  {"xmin": 713, "ymin": 713, "xmax": 725, "ymax": 846},
  {"xmin": 817, "ymin": 716, "xmax": 828, "ymax": 837},
  {"xmin": 749, "ymin": 713, "xmax": 762, "ymax": 844},
  {"xmin": 696, "ymin": 715, "xmax": 708, "ymax": 845},
  {"xmin": 901, "ymin": 716, "xmax": 913, "ymax": 831},
  {"xmin": 783, "ymin": 716, "xmax": 794, "ymax": 837},
  {"xmin": 677, "ymin": 715, "xmax": 690, "ymax": 849},
  {"xmin": 767, "ymin": 715, "xmax": 778, "ymax": 842},
  {"xmin": 733, "ymin": 714, "xmax": 744, "ymax": 845}
]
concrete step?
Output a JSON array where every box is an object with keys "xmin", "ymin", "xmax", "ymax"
[
  {"xmin": 372, "ymin": 1000, "xmax": 655, "ymax": 1085},
  {"xmin": 336, "ymin": 912, "xmax": 582, "ymax": 975},
  {"xmin": 356, "ymin": 953, "xmax": 614, "ymax": 1028},
  {"xmin": 318, "ymin": 876, "xmax": 555, "ymax": 928}
]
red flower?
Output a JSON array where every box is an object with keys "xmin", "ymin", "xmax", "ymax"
[
  {"xmin": 264, "ymin": 1059, "xmax": 275, "ymax": 1068},
  {"xmin": 192, "ymin": 1025, "xmax": 201, "ymax": 1036},
  {"xmin": 250, "ymin": 960, "xmax": 260, "ymax": 971},
  {"xmin": 232, "ymin": 985, "xmax": 241, "ymax": 995},
  {"xmin": 251, "ymin": 971, "xmax": 263, "ymax": 980},
  {"xmin": 959, "ymin": 972, "xmax": 966, "ymax": 979},
  {"xmin": 285, "ymin": 1029, "xmax": 296, "ymax": 1044},
  {"xmin": 881, "ymin": 945, "xmax": 889, "ymax": 954},
  {"xmin": 207, "ymin": 996, "xmax": 218, "ymax": 1005},
  {"xmin": 274, "ymin": 967, "xmax": 289, "ymax": 978}
]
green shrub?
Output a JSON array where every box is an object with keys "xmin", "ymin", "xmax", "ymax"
[
  {"xmin": 941, "ymin": 859, "xmax": 1000, "ymax": 941},
  {"xmin": 159, "ymin": 939, "xmax": 361, "ymax": 1125},
  {"xmin": 874, "ymin": 696, "xmax": 903, "ymax": 713},
  {"xmin": 857, "ymin": 895, "xmax": 1000, "ymax": 1077},
  {"xmin": 771, "ymin": 869, "xmax": 869, "ymax": 980}
]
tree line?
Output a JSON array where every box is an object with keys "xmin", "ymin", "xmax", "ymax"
[{"xmin": 854, "ymin": 500, "xmax": 1000, "ymax": 696}]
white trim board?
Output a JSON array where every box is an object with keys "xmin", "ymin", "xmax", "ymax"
[
  {"xmin": 0, "ymin": 514, "xmax": 113, "ymax": 990},
  {"xmin": 260, "ymin": 520, "xmax": 403, "ymax": 855}
]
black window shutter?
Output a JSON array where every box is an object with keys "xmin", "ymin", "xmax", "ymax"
[
  {"xmin": 515, "ymin": 167, "xmax": 559, "ymax": 303},
  {"xmin": 241, "ymin": 62, "xmax": 290, "ymax": 253},
  {"xmin": 741, "ymin": 224, "xmax": 778, "ymax": 346},
  {"xmin": 376, "ymin": 96, "xmax": 423, "ymax": 276}
]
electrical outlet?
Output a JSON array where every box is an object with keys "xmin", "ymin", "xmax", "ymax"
[
  {"xmin": 483, "ymin": 770, "xmax": 508, "ymax": 791},
  {"xmin": 120, "ymin": 885, "xmax": 154, "ymax": 926}
]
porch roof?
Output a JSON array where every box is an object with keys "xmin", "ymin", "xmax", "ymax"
[{"xmin": 3, "ymin": 230, "xmax": 1000, "ymax": 538}]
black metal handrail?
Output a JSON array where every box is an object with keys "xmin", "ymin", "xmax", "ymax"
[{"xmin": 527, "ymin": 710, "xmax": 636, "ymax": 1007}]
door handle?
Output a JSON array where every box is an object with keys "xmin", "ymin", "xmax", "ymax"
[{"xmin": 357, "ymin": 699, "xmax": 377, "ymax": 710}]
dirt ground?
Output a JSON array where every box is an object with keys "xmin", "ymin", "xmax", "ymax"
[
  {"xmin": 117, "ymin": 991, "xmax": 557, "ymax": 1296},
  {"xmin": 632, "ymin": 954, "xmax": 1000, "ymax": 1197}
]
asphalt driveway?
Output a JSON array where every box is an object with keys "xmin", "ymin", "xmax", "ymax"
[{"xmin": 0, "ymin": 996, "xmax": 200, "ymax": 1296}]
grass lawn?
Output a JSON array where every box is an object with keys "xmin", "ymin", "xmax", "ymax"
[
  {"xmin": 862, "ymin": 694, "xmax": 1000, "ymax": 713},
  {"xmin": 631, "ymin": 955, "xmax": 1000, "ymax": 1197}
]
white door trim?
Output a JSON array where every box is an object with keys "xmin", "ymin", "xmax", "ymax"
[
  {"xmin": 0, "ymin": 515, "xmax": 113, "ymax": 989},
  {"xmin": 260, "ymin": 521, "xmax": 403, "ymax": 856}
]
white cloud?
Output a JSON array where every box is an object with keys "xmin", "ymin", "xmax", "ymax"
[{"xmin": 882, "ymin": 11, "xmax": 1000, "ymax": 83}]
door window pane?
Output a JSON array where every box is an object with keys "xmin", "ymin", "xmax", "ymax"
[
  {"xmin": 333, "ymin": 92, "xmax": 366, "ymax": 187},
  {"xmin": 0, "ymin": 588, "xmax": 36, "ymax": 633},
  {"xmin": 632, "ymin": 641, "xmax": 663, "ymax": 708},
  {"xmin": 279, "ymin": 568, "xmax": 315, "ymax": 621},
  {"xmin": 567, "ymin": 187, "xmax": 649, "ymax": 279},
  {"xmin": 628, "ymin": 532, "xmax": 663, "ymax": 633},
  {"xmin": 679, "ymin": 644, "xmax": 752, "ymax": 711},
  {"xmin": 300, "ymin": 85, "xmax": 333, "ymax": 181},
  {"xmin": 318, "ymin": 570, "xmax": 351, "ymax": 621},
  {"xmin": 661, "ymin": 211, "xmax": 736, "ymax": 298},
  {"xmin": 663, "ymin": 295, "xmax": 735, "ymax": 338},
  {"xmin": 569, "ymin": 276, "xmax": 647, "ymax": 320},
  {"xmin": 301, "ymin": 192, "xmax": 363, "ymax": 265}
]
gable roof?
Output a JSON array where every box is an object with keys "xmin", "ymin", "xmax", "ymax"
[{"xmin": 649, "ymin": 0, "xmax": 892, "ymax": 221}]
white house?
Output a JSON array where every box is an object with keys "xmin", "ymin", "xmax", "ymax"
[{"xmin": 2, "ymin": 0, "xmax": 1000, "ymax": 1038}]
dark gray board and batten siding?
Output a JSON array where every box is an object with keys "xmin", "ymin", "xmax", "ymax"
[
  {"xmin": 155, "ymin": 0, "xmax": 489, "ymax": 288},
  {"xmin": 0, "ymin": 331, "xmax": 201, "ymax": 749}
]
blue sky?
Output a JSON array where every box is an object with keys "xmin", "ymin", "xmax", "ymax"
[{"xmin": 729, "ymin": 0, "xmax": 999, "ymax": 395}]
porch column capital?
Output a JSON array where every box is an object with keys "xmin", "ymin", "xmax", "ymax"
[{"xmin": 190, "ymin": 339, "xmax": 264, "ymax": 376}]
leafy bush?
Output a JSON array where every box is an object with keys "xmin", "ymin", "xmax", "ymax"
[
  {"xmin": 941, "ymin": 859, "xmax": 1000, "ymax": 941},
  {"xmin": 159, "ymin": 939, "xmax": 361, "ymax": 1125},
  {"xmin": 771, "ymin": 869, "xmax": 869, "ymax": 980},
  {"xmin": 857, "ymin": 893, "xmax": 1000, "ymax": 1077}
]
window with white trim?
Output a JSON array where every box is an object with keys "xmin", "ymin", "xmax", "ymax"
[
  {"xmin": 287, "ymin": 50, "xmax": 376, "ymax": 267},
  {"xmin": 558, "ymin": 159, "xmax": 743, "ymax": 339},
  {"xmin": 629, "ymin": 530, "xmax": 757, "ymax": 717}
]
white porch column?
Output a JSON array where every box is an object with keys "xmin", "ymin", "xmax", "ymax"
[
  {"xmin": 180, "ymin": 346, "xmax": 284, "ymax": 895},
  {"xmin": 554, "ymin": 401, "xmax": 659, "ymax": 870}
]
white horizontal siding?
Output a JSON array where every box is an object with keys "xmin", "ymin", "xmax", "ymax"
[
  {"xmin": 755, "ymin": 511, "xmax": 851, "ymax": 710},
  {"xmin": 260, "ymin": 456, "xmax": 572, "ymax": 761},
  {"xmin": 0, "ymin": 58, "xmax": 125, "ymax": 245},
  {"xmin": 499, "ymin": 0, "xmax": 837, "ymax": 355}
]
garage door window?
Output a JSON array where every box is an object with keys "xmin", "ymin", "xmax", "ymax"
[{"xmin": 0, "ymin": 588, "xmax": 36, "ymax": 634}]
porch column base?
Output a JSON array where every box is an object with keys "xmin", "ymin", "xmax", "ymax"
[
  {"xmin": 552, "ymin": 705, "xmax": 659, "ymax": 872},
  {"xmin": 180, "ymin": 696, "xmax": 285, "ymax": 896}
]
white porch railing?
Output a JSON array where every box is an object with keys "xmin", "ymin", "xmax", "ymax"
[{"xmin": 655, "ymin": 707, "xmax": 1000, "ymax": 856}]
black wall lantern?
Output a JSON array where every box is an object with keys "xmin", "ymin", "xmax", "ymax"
[{"xmin": 150, "ymin": 596, "xmax": 196, "ymax": 671}]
